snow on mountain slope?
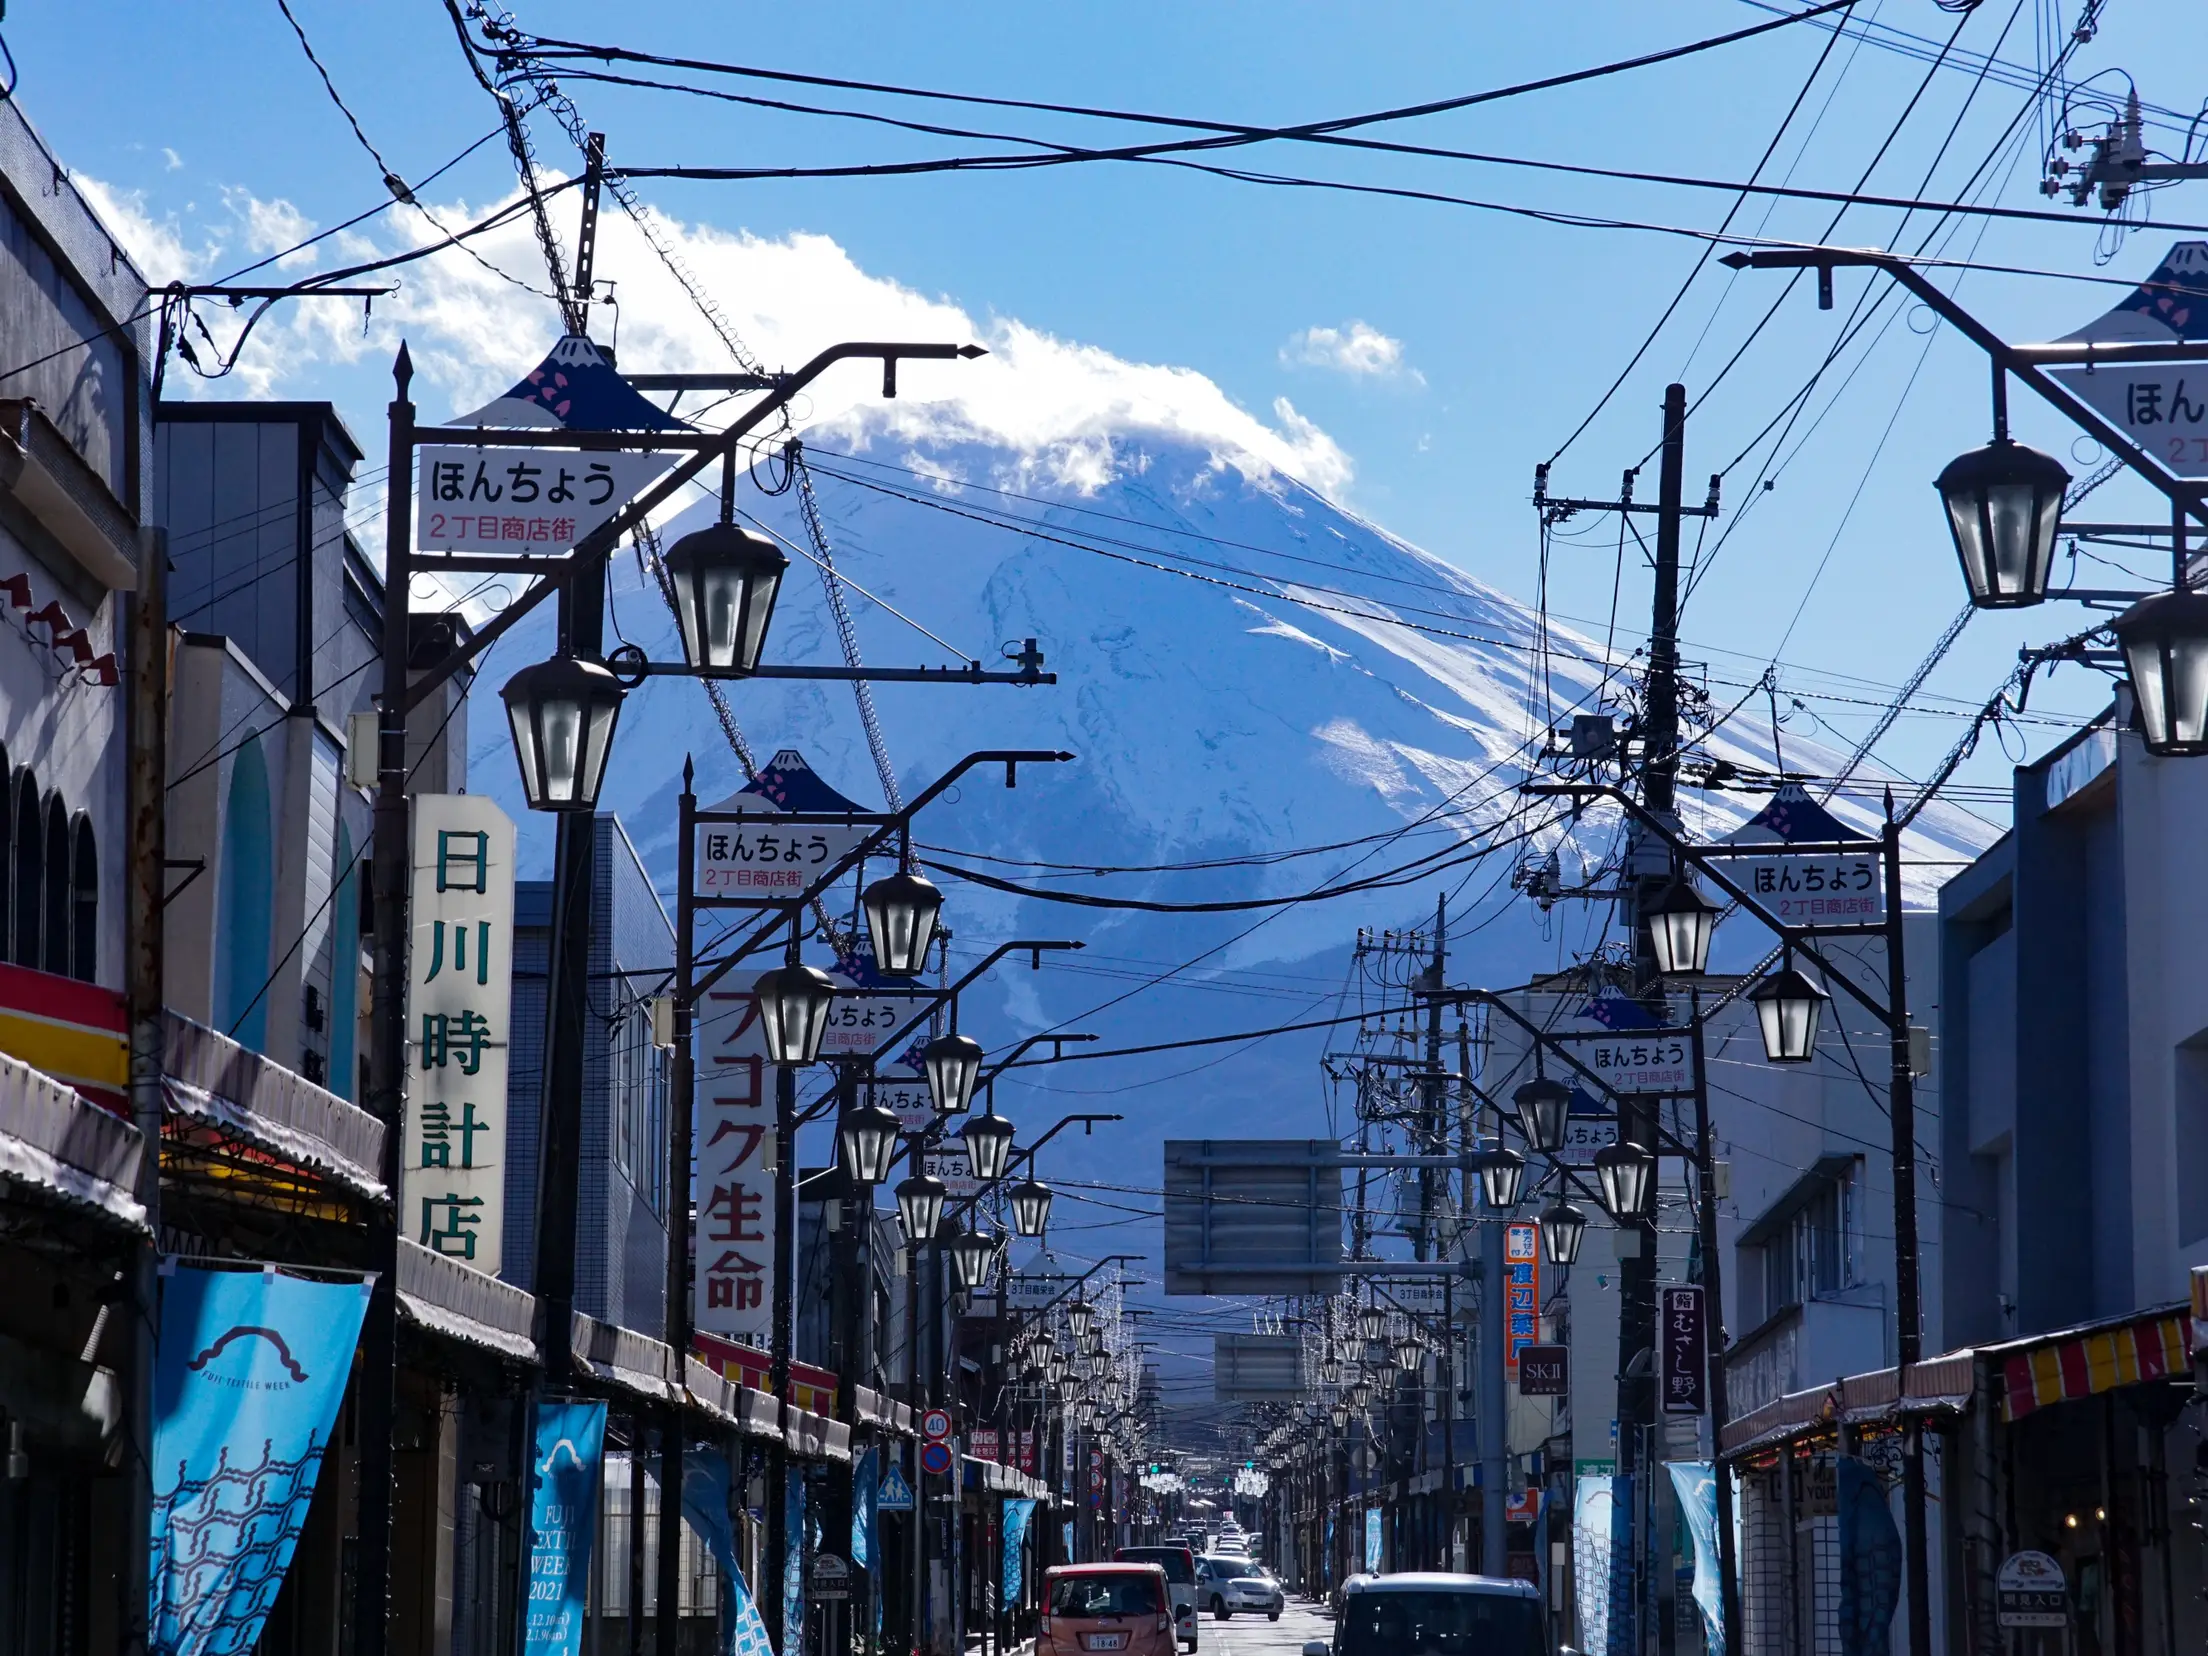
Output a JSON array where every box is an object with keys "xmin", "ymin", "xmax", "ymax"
[{"xmin": 466, "ymin": 425, "xmax": 1995, "ymax": 1156}]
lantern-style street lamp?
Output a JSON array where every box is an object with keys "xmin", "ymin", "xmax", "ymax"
[
  {"xmin": 663, "ymin": 519, "xmax": 788, "ymax": 672},
  {"xmin": 1751, "ymin": 963, "xmax": 1829, "ymax": 1063},
  {"xmin": 947, "ymin": 1224, "xmax": 997, "ymax": 1292},
  {"xmin": 895, "ymin": 1170, "xmax": 946, "ymax": 1244},
  {"xmin": 1479, "ymin": 1147, "xmax": 1526, "ymax": 1212},
  {"xmin": 753, "ymin": 962, "xmax": 838, "ymax": 1065},
  {"xmin": 501, "ymin": 652, "xmax": 625, "ymax": 812},
  {"xmin": 1009, "ymin": 1176, "xmax": 1054, "ymax": 1238},
  {"xmin": 1319, "ymin": 1355, "xmax": 1342, "ymax": 1387},
  {"xmin": 862, "ymin": 867, "xmax": 944, "ymax": 978},
  {"xmin": 1594, "ymin": 1140, "xmax": 1657, "ymax": 1222},
  {"xmin": 1935, "ymin": 437, "xmax": 2068, "ymax": 609},
  {"xmin": 836, "ymin": 1100, "xmax": 900, "ymax": 1185},
  {"xmin": 2113, "ymin": 588, "xmax": 2208, "ymax": 757},
  {"xmin": 1646, "ymin": 878, "xmax": 1719, "ymax": 976},
  {"xmin": 961, "ymin": 1104, "xmax": 1017, "ymax": 1183},
  {"xmin": 1515, "ymin": 1075, "xmax": 1572, "ymax": 1155},
  {"xmin": 1067, "ymin": 1300, "xmax": 1095, "ymax": 1339},
  {"xmin": 1538, "ymin": 1201, "xmax": 1588, "ymax": 1266},
  {"xmin": 924, "ymin": 1032, "xmax": 984, "ymax": 1116},
  {"xmin": 1358, "ymin": 1305, "xmax": 1388, "ymax": 1344},
  {"xmin": 1391, "ymin": 1334, "xmax": 1424, "ymax": 1374}
]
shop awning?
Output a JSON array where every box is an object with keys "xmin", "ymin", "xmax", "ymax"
[
  {"xmin": 786, "ymin": 1404, "xmax": 851, "ymax": 1464},
  {"xmin": 161, "ymin": 1013, "xmax": 386, "ymax": 1203},
  {"xmin": 854, "ymin": 1384, "xmax": 916, "ymax": 1437},
  {"xmin": 964, "ymin": 1457, "xmax": 1049, "ymax": 1499},
  {"xmin": 570, "ymin": 1312, "xmax": 682, "ymax": 1403},
  {"xmin": 396, "ymin": 1238, "xmax": 536, "ymax": 1362},
  {"xmin": 1720, "ymin": 1355, "xmax": 1976, "ymax": 1459},
  {"xmin": 1989, "ymin": 1305, "xmax": 2192, "ymax": 1422},
  {"xmin": 0, "ymin": 1046, "xmax": 146, "ymax": 1234}
]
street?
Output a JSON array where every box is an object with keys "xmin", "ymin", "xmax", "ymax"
[{"xmin": 1193, "ymin": 1598, "xmax": 1335, "ymax": 1656}]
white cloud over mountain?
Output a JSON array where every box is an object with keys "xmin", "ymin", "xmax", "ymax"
[{"xmin": 84, "ymin": 171, "xmax": 1354, "ymax": 494}]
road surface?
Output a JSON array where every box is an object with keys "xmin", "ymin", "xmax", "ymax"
[{"xmin": 1194, "ymin": 1597, "xmax": 1336, "ymax": 1656}]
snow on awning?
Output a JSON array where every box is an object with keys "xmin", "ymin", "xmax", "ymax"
[
  {"xmin": 0, "ymin": 1045, "xmax": 146, "ymax": 1234},
  {"xmin": 570, "ymin": 1312, "xmax": 682, "ymax": 1404},
  {"xmin": 396, "ymin": 1238, "xmax": 536, "ymax": 1363},
  {"xmin": 162, "ymin": 1012, "xmax": 386, "ymax": 1202}
]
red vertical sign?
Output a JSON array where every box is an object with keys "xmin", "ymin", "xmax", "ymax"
[{"xmin": 1504, "ymin": 1221, "xmax": 1542, "ymax": 1374}]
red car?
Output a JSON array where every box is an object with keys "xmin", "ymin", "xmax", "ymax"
[{"xmin": 1038, "ymin": 1563, "xmax": 1177, "ymax": 1656}]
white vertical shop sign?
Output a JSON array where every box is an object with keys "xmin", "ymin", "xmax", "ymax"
[
  {"xmin": 402, "ymin": 795, "xmax": 517, "ymax": 1273},
  {"xmin": 694, "ymin": 987, "xmax": 776, "ymax": 1346}
]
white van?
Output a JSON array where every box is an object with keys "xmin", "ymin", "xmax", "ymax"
[{"xmin": 1302, "ymin": 1572, "xmax": 1545, "ymax": 1656}]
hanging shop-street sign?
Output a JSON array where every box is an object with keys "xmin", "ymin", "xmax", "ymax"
[
  {"xmin": 1721, "ymin": 783, "xmax": 1883, "ymax": 924},
  {"xmin": 692, "ymin": 750, "xmax": 890, "ymax": 906},
  {"xmin": 416, "ymin": 446, "xmax": 672, "ymax": 555}
]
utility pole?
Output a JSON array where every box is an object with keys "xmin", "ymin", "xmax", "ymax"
[
  {"xmin": 1615, "ymin": 385, "xmax": 1689, "ymax": 1530},
  {"xmin": 1471, "ymin": 1011, "xmax": 1506, "ymax": 1578},
  {"xmin": 355, "ymin": 344, "xmax": 416, "ymax": 1656},
  {"xmin": 1420, "ymin": 898, "xmax": 1445, "ymax": 1569},
  {"xmin": 1883, "ymin": 790, "xmax": 1932, "ymax": 1656}
]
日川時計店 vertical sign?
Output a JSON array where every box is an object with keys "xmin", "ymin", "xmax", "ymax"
[
  {"xmin": 415, "ymin": 446, "xmax": 672, "ymax": 556},
  {"xmin": 403, "ymin": 795, "xmax": 517, "ymax": 1273}
]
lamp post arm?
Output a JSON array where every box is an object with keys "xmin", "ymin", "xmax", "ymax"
[
  {"xmin": 1721, "ymin": 247, "xmax": 2208, "ymax": 535},
  {"xmin": 937, "ymin": 1112, "xmax": 1122, "ymax": 1227},
  {"xmin": 980, "ymin": 1031, "xmax": 1101, "ymax": 1086},
  {"xmin": 1520, "ymin": 781, "xmax": 1897, "ymax": 1025},
  {"xmin": 857, "ymin": 942, "xmax": 1088, "ymax": 1068},
  {"xmin": 395, "ymin": 339, "xmax": 984, "ymax": 713}
]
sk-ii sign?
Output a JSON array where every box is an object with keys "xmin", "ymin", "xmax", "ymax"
[{"xmin": 403, "ymin": 796, "xmax": 517, "ymax": 1275}]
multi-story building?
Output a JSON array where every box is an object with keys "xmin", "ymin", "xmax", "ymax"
[{"xmin": 501, "ymin": 814, "xmax": 675, "ymax": 1331}]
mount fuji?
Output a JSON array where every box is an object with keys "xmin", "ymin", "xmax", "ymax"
[{"xmin": 464, "ymin": 421, "xmax": 1994, "ymax": 1227}]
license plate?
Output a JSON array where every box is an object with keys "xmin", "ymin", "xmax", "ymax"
[{"xmin": 1083, "ymin": 1636, "xmax": 1127, "ymax": 1650}]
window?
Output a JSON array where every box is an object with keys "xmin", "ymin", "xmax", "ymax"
[
  {"xmin": 69, "ymin": 812, "xmax": 95, "ymax": 983},
  {"xmin": 41, "ymin": 793, "xmax": 67, "ymax": 977},
  {"xmin": 1755, "ymin": 1166, "xmax": 1860, "ymax": 1318},
  {"xmin": 1049, "ymin": 1573, "xmax": 1163, "ymax": 1618},
  {"xmin": 611, "ymin": 999, "xmax": 667, "ymax": 1217},
  {"xmin": 217, "ymin": 738, "xmax": 273, "ymax": 1051},
  {"xmin": 12, "ymin": 767, "xmax": 39, "ymax": 968}
]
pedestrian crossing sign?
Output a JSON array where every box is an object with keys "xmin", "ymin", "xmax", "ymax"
[{"xmin": 877, "ymin": 1462, "xmax": 915, "ymax": 1512}]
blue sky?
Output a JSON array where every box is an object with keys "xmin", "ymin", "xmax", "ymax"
[{"xmin": 20, "ymin": 0, "xmax": 2208, "ymax": 797}]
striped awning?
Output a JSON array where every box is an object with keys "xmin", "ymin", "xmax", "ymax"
[{"xmin": 2000, "ymin": 1309, "xmax": 2193, "ymax": 1422}]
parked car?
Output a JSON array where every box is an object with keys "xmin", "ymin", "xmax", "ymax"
[
  {"xmin": 1040, "ymin": 1564, "xmax": 1178, "ymax": 1656},
  {"xmin": 1303, "ymin": 1572, "xmax": 1545, "ymax": 1656},
  {"xmin": 1197, "ymin": 1555, "xmax": 1284, "ymax": 1621},
  {"xmin": 1115, "ymin": 1544, "xmax": 1200, "ymax": 1652}
]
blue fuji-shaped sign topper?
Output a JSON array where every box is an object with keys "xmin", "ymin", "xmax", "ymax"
[{"xmin": 455, "ymin": 333, "xmax": 693, "ymax": 432}]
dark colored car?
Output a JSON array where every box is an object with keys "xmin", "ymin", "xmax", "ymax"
[
  {"xmin": 1304, "ymin": 1573, "xmax": 1546, "ymax": 1656},
  {"xmin": 1117, "ymin": 1545, "xmax": 1200, "ymax": 1651}
]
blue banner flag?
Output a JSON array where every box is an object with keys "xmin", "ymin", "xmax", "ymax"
[
  {"xmin": 1836, "ymin": 1456, "xmax": 1902, "ymax": 1656},
  {"xmin": 1573, "ymin": 1474, "xmax": 1636, "ymax": 1656},
  {"xmin": 149, "ymin": 1263, "xmax": 370, "ymax": 1656},
  {"xmin": 1667, "ymin": 1462, "xmax": 1727, "ymax": 1656},
  {"xmin": 852, "ymin": 1447, "xmax": 878, "ymax": 1571},
  {"xmin": 523, "ymin": 1401, "xmax": 607, "ymax": 1656},
  {"xmin": 1003, "ymin": 1497, "xmax": 1037, "ymax": 1605},
  {"xmin": 683, "ymin": 1451, "xmax": 774, "ymax": 1656}
]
